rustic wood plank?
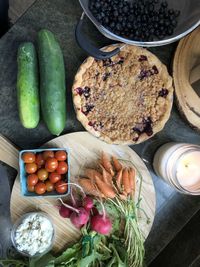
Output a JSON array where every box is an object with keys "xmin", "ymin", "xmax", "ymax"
[
  {"xmin": 0, "ymin": 132, "xmax": 155, "ymax": 253},
  {"xmin": 0, "ymin": 134, "xmax": 19, "ymax": 170},
  {"xmin": 9, "ymin": 0, "xmax": 36, "ymax": 23},
  {"xmin": 173, "ymin": 27, "xmax": 200, "ymax": 132}
]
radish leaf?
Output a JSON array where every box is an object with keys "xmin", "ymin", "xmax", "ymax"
[
  {"xmin": 54, "ymin": 243, "xmax": 81, "ymax": 265},
  {"xmin": 0, "ymin": 259, "xmax": 28, "ymax": 267}
]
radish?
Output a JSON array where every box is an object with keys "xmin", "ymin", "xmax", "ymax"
[
  {"xmin": 91, "ymin": 207, "xmax": 99, "ymax": 216},
  {"xmin": 70, "ymin": 207, "xmax": 89, "ymax": 229},
  {"xmin": 83, "ymin": 196, "xmax": 94, "ymax": 211},
  {"xmin": 70, "ymin": 188, "xmax": 82, "ymax": 207},
  {"xmin": 59, "ymin": 205, "xmax": 72, "ymax": 218},
  {"xmin": 90, "ymin": 201, "xmax": 112, "ymax": 235},
  {"xmin": 91, "ymin": 214, "xmax": 112, "ymax": 235}
]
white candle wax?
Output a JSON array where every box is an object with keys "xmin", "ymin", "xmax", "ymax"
[
  {"xmin": 176, "ymin": 151, "xmax": 200, "ymax": 190},
  {"xmin": 153, "ymin": 142, "xmax": 184, "ymax": 182},
  {"xmin": 153, "ymin": 142, "xmax": 200, "ymax": 194}
]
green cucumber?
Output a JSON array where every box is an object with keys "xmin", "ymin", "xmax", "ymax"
[
  {"xmin": 37, "ymin": 29, "xmax": 66, "ymax": 136},
  {"xmin": 17, "ymin": 42, "xmax": 40, "ymax": 128}
]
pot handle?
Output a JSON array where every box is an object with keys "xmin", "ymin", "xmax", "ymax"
[{"xmin": 75, "ymin": 13, "xmax": 121, "ymax": 60}]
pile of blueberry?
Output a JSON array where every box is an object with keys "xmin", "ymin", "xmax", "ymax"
[{"xmin": 89, "ymin": 0, "xmax": 180, "ymax": 42}]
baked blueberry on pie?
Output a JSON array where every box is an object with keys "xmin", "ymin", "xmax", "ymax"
[{"xmin": 72, "ymin": 44, "xmax": 173, "ymax": 144}]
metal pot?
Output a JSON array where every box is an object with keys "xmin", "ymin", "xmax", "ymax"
[{"xmin": 76, "ymin": 0, "xmax": 200, "ymax": 59}]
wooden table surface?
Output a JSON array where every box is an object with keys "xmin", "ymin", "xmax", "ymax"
[{"xmin": 0, "ymin": 0, "xmax": 200, "ymax": 265}]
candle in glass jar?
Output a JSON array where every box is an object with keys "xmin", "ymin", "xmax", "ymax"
[
  {"xmin": 153, "ymin": 143, "xmax": 200, "ymax": 194},
  {"xmin": 176, "ymin": 151, "xmax": 200, "ymax": 190}
]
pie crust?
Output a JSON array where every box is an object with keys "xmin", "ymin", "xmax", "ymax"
[{"xmin": 72, "ymin": 44, "xmax": 173, "ymax": 145}]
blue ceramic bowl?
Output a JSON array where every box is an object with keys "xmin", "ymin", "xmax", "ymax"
[{"xmin": 19, "ymin": 148, "xmax": 70, "ymax": 198}]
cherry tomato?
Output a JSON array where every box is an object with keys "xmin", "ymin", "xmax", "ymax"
[
  {"xmin": 49, "ymin": 172, "xmax": 61, "ymax": 184},
  {"xmin": 22, "ymin": 152, "xmax": 35, "ymax": 163},
  {"xmin": 55, "ymin": 151, "xmax": 67, "ymax": 161},
  {"xmin": 45, "ymin": 167, "xmax": 53, "ymax": 172},
  {"xmin": 27, "ymin": 184, "xmax": 35, "ymax": 192},
  {"xmin": 37, "ymin": 168, "xmax": 48, "ymax": 181},
  {"xmin": 55, "ymin": 180, "xmax": 68, "ymax": 194},
  {"xmin": 25, "ymin": 163, "xmax": 37, "ymax": 174},
  {"xmin": 45, "ymin": 180, "xmax": 54, "ymax": 192},
  {"xmin": 27, "ymin": 174, "xmax": 38, "ymax": 186},
  {"xmin": 43, "ymin": 151, "xmax": 54, "ymax": 160},
  {"xmin": 45, "ymin": 158, "xmax": 58, "ymax": 172},
  {"xmin": 35, "ymin": 153, "xmax": 45, "ymax": 166},
  {"xmin": 56, "ymin": 161, "xmax": 68, "ymax": 174},
  {"xmin": 35, "ymin": 182, "xmax": 46, "ymax": 195}
]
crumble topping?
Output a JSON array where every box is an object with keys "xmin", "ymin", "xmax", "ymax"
[{"xmin": 73, "ymin": 45, "xmax": 173, "ymax": 143}]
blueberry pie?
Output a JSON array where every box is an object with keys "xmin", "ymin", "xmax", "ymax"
[{"xmin": 72, "ymin": 44, "xmax": 173, "ymax": 144}]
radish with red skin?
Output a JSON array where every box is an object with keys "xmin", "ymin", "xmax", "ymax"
[
  {"xmin": 91, "ymin": 207, "xmax": 99, "ymax": 216},
  {"xmin": 83, "ymin": 196, "xmax": 94, "ymax": 211},
  {"xmin": 58, "ymin": 198, "xmax": 90, "ymax": 228},
  {"xmin": 90, "ymin": 214, "xmax": 112, "ymax": 235},
  {"xmin": 70, "ymin": 188, "xmax": 82, "ymax": 207},
  {"xmin": 59, "ymin": 205, "xmax": 72, "ymax": 218},
  {"xmin": 70, "ymin": 207, "xmax": 90, "ymax": 228},
  {"xmin": 58, "ymin": 198, "xmax": 80, "ymax": 213}
]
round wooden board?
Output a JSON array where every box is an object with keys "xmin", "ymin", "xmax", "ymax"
[
  {"xmin": 10, "ymin": 132, "xmax": 156, "ymax": 253},
  {"xmin": 173, "ymin": 26, "xmax": 200, "ymax": 131}
]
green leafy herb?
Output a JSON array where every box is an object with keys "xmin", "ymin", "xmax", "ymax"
[
  {"xmin": 0, "ymin": 259, "xmax": 28, "ymax": 267},
  {"xmin": 29, "ymin": 253, "xmax": 55, "ymax": 267},
  {"xmin": 110, "ymin": 243, "xmax": 127, "ymax": 267},
  {"xmin": 54, "ymin": 243, "xmax": 81, "ymax": 265}
]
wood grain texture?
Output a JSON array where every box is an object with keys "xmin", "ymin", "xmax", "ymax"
[
  {"xmin": 1, "ymin": 132, "xmax": 155, "ymax": 253},
  {"xmin": 173, "ymin": 27, "xmax": 200, "ymax": 131},
  {"xmin": 0, "ymin": 134, "xmax": 19, "ymax": 170},
  {"xmin": 9, "ymin": 0, "xmax": 36, "ymax": 23}
]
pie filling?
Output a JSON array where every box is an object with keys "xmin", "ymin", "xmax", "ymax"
[{"xmin": 74, "ymin": 49, "xmax": 171, "ymax": 142}]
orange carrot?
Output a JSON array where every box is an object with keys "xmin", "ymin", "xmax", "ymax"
[
  {"xmin": 101, "ymin": 152, "xmax": 114, "ymax": 176},
  {"xmin": 129, "ymin": 168, "xmax": 136, "ymax": 190},
  {"xmin": 129, "ymin": 168, "xmax": 136, "ymax": 197},
  {"xmin": 100, "ymin": 164, "xmax": 113, "ymax": 185},
  {"xmin": 112, "ymin": 156, "xmax": 122, "ymax": 172},
  {"xmin": 85, "ymin": 168, "xmax": 103, "ymax": 181},
  {"xmin": 122, "ymin": 168, "xmax": 131, "ymax": 194},
  {"xmin": 119, "ymin": 193, "xmax": 127, "ymax": 200},
  {"xmin": 115, "ymin": 168, "xmax": 123, "ymax": 190},
  {"xmin": 94, "ymin": 175, "xmax": 116, "ymax": 198},
  {"xmin": 78, "ymin": 178, "xmax": 102, "ymax": 197}
]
